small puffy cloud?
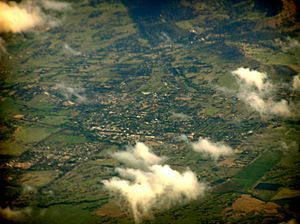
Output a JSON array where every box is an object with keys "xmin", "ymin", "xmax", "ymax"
[
  {"xmin": 40, "ymin": 0, "xmax": 70, "ymax": 11},
  {"xmin": 246, "ymin": 93, "xmax": 291, "ymax": 117},
  {"xmin": 232, "ymin": 67, "xmax": 292, "ymax": 117},
  {"xmin": 63, "ymin": 43, "xmax": 82, "ymax": 56},
  {"xmin": 103, "ymin": 142, "xmax": 205, "ymax": 223},
  {"xmin": 191, "ymin": 138, "xmax": 233, "ymax": 160},
  {"xmin": 55, "ymin": 83, "xmax": 87, "ymax": 103},
  {"xmin": 170, "ymin": 112, "xmax": 191, "ymax": 121},
  {"xmin": 231, "ymin": 67, "xmax": 271, "ymax": 91},
  {"xmin": 112, "ymin": 142, "xmax": 165, "ymax": 169},
  {"xmin": 270, "ymin": 99, "xmax": 291, "ymax": 116},
  {"xmin": 292, "ymin": 75, "xmax": 300, "ymax": 90},
  {"xmin": 0, "ymin": 207, "xmax": 31, "ymax": 222}
]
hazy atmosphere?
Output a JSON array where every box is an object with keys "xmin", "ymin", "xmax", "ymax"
[{"xmin": 0, "ymin": 0, "xmax": 299, "ymax": 223}]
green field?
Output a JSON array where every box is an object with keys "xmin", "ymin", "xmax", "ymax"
[
  {"xmin": 14, "ymin": 125, "xmax": 58, "ymax": 144},
  {"xmin": 0, "ymin": 0, "xmax": 299, "ymax": 223},
  {"xmin": 0, "ymin": 141, "xmax": 26, "ymax": 156},
  {"xmin": 44, "ymin": 130, "xmax": 87, "ymax": 144},
  {"xmin": 233, "ymin": 150, "xmax": 282, "ymax": 190}
]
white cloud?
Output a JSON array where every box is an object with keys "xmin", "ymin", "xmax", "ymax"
[
  {"xmin": 40, "ymin": 0, "xmax": 70, "ymax": 11},
  {"xmin": 293, "ymin": 75, "xmax": 300, "ymax": 90},
  {"xmin": 63, "ymin": 43, "xmax": 82, "ymax": 56},
  {"xmin": 0, "ymin": 1, "xmax": 42, "ymax": 33},
  {"xmin": 103, "ymin": 142, "xmax": 205, "ymax": 223},
  {"xmin": 170, "ymin": 112, "xmax": 191, "ymax": 121},
  {"xmin": 0, "ymin": 0, "xmax": 70, "ymax": 33},
  {"xmin": 112, "ymin": 142, "xmax": 165, "ymax": 169},
  {"xmin": 55, "ymin": 83, "xmax": 87, "ymax": 103},
  {"xmin": 0, "ymin": 0, "xmax": 70, "ymax": 54},
  {"xmin": 269, "ymin": 99, "xmax": 291, "ymax": 116},
  {"xmin": 232, "ymin": 67, "xmax": 292, "ymax": 117},
  {"xmin": 191, "ymin": 138, "xmax": 233, "ymax": 160},
  {"xmin": 245, "ymin": 93, "xmax": 291, "ymax": 117},
  {"xmin": 231, "ymin": 67, "xmax": 272, "ymax": 91}
]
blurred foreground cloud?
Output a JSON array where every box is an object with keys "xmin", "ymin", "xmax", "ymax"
[
  {"xmin": 0, "ymin": 1, "xmax": 42, "ymax": 33},
  {"xmin": 0, "ymin": 0, "xmax": 70, "ymax": 33}
]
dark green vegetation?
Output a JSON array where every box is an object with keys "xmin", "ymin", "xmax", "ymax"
[
  {"xmin": 233, "ymin": 150, "xmax": 283, "ymax": 190},
  {"xmin": 0, "ymin": 0, "xmax": 300, "ymax": 223}
]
